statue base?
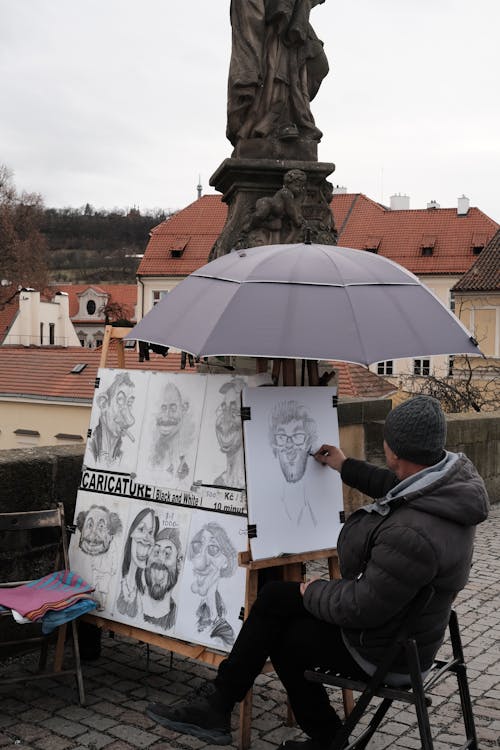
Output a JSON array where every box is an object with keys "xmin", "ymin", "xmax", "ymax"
[{"xmin": 209, "ymin": 158, "xmax": 337, "ymax": 259}]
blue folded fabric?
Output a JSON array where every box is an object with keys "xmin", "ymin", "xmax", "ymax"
[{"xmin": 41, "ymin": 598, "xmax": 98, "ymax": 634}]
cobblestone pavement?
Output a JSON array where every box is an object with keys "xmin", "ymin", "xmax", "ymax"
[{"xmin": 1, "ymin": 505, "xmax": 499, "ymax": 750}]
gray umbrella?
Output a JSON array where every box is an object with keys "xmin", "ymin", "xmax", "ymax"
[{"xmin": 125, "ymin": 243, "xmax": 481, "ymax": 365}]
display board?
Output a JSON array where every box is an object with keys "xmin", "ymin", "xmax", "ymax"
[
  {"xmin": 242, "ymin": 386, "xmax": 344, "ymax": 560},
  {"xmin": 70, "ymin": 369, "xmax": 268, "ymax": 651}
]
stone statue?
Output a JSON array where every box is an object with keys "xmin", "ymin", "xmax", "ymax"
[
  {"xmin": 243, "ymin": 169, "xmax": 307, "ymax": 245},
  {"xmin": 227, "ymin": 0, "xmax": 329, "ymax": 152}
]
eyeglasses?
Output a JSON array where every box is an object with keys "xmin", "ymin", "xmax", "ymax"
[
  {"xmin": 191, "ymin": 541, "xmax": 221, "ymax": 557},
  {"xmin": 274, "ymin": 432, "xmax": 307, "ymax": 447}
]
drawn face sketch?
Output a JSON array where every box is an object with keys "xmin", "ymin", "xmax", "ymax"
[
  {"xmin": 144, "ymin": 528, "xmax": 182, "ymax": 600},
  {"xmin": 215, "ymin": 380, "xmax": 243, "ymax": 456},
  {"xmin": 129, "ymin": 510, "xmax": 157, "ymax": 571},
  {"xmin": 188, "ymin": 523, "xmax": 237, "ymax": 598},
  {"xmin": 269, "ymin": 400, "xmax": 318, "ymax": 484},
  {"xmin": 214, "ymin": 377, "xmax": 245, "ymax": 486},
  {"xmin": 77, "ymin": 505, "xmax": 122, "ymax": 556},
  {"xmin": 92, "ymin": 372, "xmax": 136, "ymax": 464},
  {"xmin": 151, "ymin": 382, "xmax": 189, "ymax": 467}
]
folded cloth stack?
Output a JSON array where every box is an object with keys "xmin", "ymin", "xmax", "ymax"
[{"xmin": 0, "ymin": 570, "xmax": 97, "ymax": 633}]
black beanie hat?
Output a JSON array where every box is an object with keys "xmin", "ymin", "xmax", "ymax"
[{"xmin": 383, "ymin": 395, "xmax": 446, "ymax": 466}]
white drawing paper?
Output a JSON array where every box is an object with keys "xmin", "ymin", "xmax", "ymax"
[
  {"xmin": 135, "ymin": 373, "xmax": 207, "ymax": 491},
  {"xmin": 112, "ymin": 500, "xmax": 192, "ymax": 634},
  {"xmin": 242, "ymin": 386, "xmax": 344, "ymax": 560},
  {"xmin": 83, "ymin": 368, "xmax": 150, "ymax": 473},
  {"xmin": 194, "ymin": 373, "xmax": 271, "ymax": 490},
  {"xmin": 69, "ymin": 490, "xmax": 127, "ymax": 614},
  {"xmin": 174, "ymin": 510, "xmax": 247, "ymax": 652}
]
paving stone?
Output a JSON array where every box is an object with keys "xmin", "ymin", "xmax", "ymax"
[
  {"xmin": 109, "ymin": 725, "xmax": 158, "ymax": 748},
  {"xmin": 34, "ymin": 735, "xmax": 78, "ymax": 750},
  {"xmin": 9, "ymin": 723, "xmax": 49, "ymax": 742},
  {"xmin": 74, "ymin": 730, "xmax": 115, "ymax": 748},
  {"xmin": 41, "ymin": 717, "xmax": 87, "ymax": 738}
]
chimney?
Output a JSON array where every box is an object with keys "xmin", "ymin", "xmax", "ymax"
[
  {"xmin": 390, "ymin": 193, "xmax": 410, "ymax": 210},
  {"xmin": 457, "ymin": 195, "xmax": 470, "ymax": 216},
  {"xmin": 332, "ymin": 185, "xmax": 347, "ymax": 194},
  {"xmin": 197, "ymin": 176, "xmax": 202, "ymax": 199},
  {"xmin": 427, "ymin": 200, "xmax": 441, "ymax": 209}
]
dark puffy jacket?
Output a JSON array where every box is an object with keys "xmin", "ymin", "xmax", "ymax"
[{"xmin": 303, "ymin": 453, "xmax": 489, "ymax": 671}]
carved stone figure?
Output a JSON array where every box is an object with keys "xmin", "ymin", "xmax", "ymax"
[
  {"xmin": 244, "ymin": 168, "xmax": 307, "ymax": 244},
  {"xmin": 227, "ymin": 0, "xmax": 329, "ymax": 151}
]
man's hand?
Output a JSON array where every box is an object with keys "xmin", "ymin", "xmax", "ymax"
[
  {"xmin": 313, "ymin": 444, "xmax": 346, "ymax": 472},
  {"xmin": 300, "ymin": 577, "xmax": 321, "ymax": 595}
]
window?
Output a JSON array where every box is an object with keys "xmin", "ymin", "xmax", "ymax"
[
  {"xmin": 70, "ymin": 363, "xmax": 87, "ymax": 374},
  {"xmin": 40, "ymin": 322, "xmax": 44, "ymax": 345},
  {"xmin": 448, "ymin": 356, "xmax": 455, "ymax": 377},
  {"xmin": 153, "ymin": 290, "xmax": 168, "ymax": 306},
  {"xmin": 377, "ymin": 360, "xmax": 394, "ymax": 376},
  {"xmin": 49, "ymin": 323, "xmax": 55, "ymax": 345},
  {"xmin": 420, "ymin": 234, "xmax": 436, "ymax": 257},
  {"xmin": 86, "ymin": 300, "xmax": 96, "ymax": 315},
  {"xmin": 413, "ymin": 358, "xmax": 431, "ymax": 376},
  {"xmin": 96, "ymin": 339, "xmax": 103, "ymax": 348},
  {"xmin": 79, "ymin": 339, "xmax": 85, "ymax": 347}
]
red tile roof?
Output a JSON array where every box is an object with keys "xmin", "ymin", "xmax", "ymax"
[
  {"xmin": 452, "ymin": 230, "xmax": 500, "ymax": 292},
  {"xmin": 0, "ymin": 345, "xmax": 392, "ymax": 402},
  {"xmin": 0, "ymin": 347, "xmax": 189, "ymax": 403},
  {"xmin": 333, "ymin": 361, "xmax": 396, "ymax": 400},
  {"xmin": 137, "ymin": 196, "xmax": 227, "ymax": 277},
  {"xmin": 137, "ymin": 193, "xmax": 499, "ymax": 278},
  {"xmin": 51, "ymin": 284, "xmax": 137, "ymax": 321}
]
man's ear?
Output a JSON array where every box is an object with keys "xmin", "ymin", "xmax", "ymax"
[{"xmin": 182, "ymin": 400, "xmax": 189, "ymax": 414}]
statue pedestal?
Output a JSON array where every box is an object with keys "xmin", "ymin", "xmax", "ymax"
[{"xmin": 209, "ymin": 158, "xmax": 337, "ymax": 259}]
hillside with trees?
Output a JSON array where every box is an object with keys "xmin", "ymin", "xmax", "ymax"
[
  {"xmin": 0, "ymin": 164, "xmax": 173, "ymax": 291},
  {"xmin": 42, "ymin": 204, "xmax": 171, "ymax": 283}
]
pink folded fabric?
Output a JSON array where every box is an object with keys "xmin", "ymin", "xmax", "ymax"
[{"xmin": 0, "ymin": 570, "xmax": 94, "ymax": 620}]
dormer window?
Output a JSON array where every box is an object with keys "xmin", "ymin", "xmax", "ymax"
[
  {"xmin": 168, "ymin": 236, "xmax": 189, "ymax": 258},
  {"xmin": 420, "ymin": 234, "xmax": 436, "ymax": 257},
  {"xmin": 471, "ymin": 232, "xmax": 487, "ymax": 255},
  {"xmin": 86, "ymin": 300, "xmax": 96, "ymax": 315},
  {"xmin": 363, "ymin": 236, "xmax": 381, "ymax": 254}
]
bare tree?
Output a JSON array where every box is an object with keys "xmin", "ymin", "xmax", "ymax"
[
  {"xmin": 0, "ymin": 165, "xmax": 48, "ymax": 306},
  {"xmin": 399, "ymin": 356, "xmax": 500, "ymax": 413}
]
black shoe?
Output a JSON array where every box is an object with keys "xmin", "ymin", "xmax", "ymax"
[{"xmin": 146, "ymin": 683, "xmax": 232, "ymax": 745}]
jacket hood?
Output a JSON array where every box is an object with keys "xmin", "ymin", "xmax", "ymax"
[{"xmin": 402, "ymin": 453, "xmax": 489, "ymax": 526}]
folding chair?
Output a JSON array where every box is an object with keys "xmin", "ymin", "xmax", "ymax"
[
  {"xmin": 0, "ymin": 503, "xmax": 86, "ymax": 704},
  {"xmin": 305, "ymin": 587, "xmax": 477, "ymax": 750}
]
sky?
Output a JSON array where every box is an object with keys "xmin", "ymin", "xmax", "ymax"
[{"xmin": 1, "ymin": 0, "xmax": 499, "ymax": 221}]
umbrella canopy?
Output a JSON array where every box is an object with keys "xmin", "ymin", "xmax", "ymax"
[{"xmin": 126, "ymin": 243, "xmax": 481, "ymax": 366}]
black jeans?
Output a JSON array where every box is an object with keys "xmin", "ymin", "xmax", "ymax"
[{"xmin": 214, "ymin": 581, "xmax": 368, "ymax": 742}]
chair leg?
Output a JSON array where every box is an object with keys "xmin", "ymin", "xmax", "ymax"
[
  {"xmin": 449, "ymin": 612, "xmax": 478, "ymax": 749},
  {"xmin": 70, "ymin": 620, "xmax": 86, "ymax": 706},
  {"xmin": 406, "ymin": 640, "xmax": 434, "ymax": 750},
  {"xmin": 54, "ymin": 623, "xmax": 67, "ymax": 671}
]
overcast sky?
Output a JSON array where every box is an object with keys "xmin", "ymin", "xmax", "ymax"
[{"xmin": 1, "ymin": 0, "xmax": 499, "ymax": 221}]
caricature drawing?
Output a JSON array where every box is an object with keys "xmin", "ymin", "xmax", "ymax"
[
  {"xmin": 87, "ymin": 371, "xmax": 136, "ymax": 467},
  {"xmin": 149, "ymin": 381, "xmax": 191, "ymax": 480},
  {"xmin": 213, "ymin": 377, "xmax": 246, "ymax": 488},
  {"xmin": 188, "ymin": 522, "xmax": 237, "ymax": 648},
  {"xmin": 75, "ymin": 504, "xmax": 122, "ymax": 609},
  {"xmin": 142, "ymin": 526, "xmax": 183, "ymax": 631},
  {"xmin": 116, "ymin": 507, "xmax": 158, "ymax": 618},
  {"xmin": 269, "ymin": 399, "xmax": 318, "ymax": 526}
]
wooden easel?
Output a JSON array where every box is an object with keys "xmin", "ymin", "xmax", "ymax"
[
  {"xmin": 89, "ymin": 343, "xmax": 350, "ymax": 749},
  {"xmin": 99, "ymin": 324, "xmax": 130, "ymax": 368}
]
